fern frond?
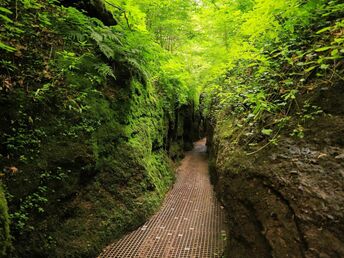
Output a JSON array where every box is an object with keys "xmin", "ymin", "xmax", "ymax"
[
  {"xmin": 66, "ymin": 31, "xmax": 87, "ymax": 42},
  {"xmin": 0, "ymin": 41, "xmax": 16, "ymax": 52},
  {"xmin": 99, "ymin": 44, "xmax": 115, "ymax": 59},
  {"xmin": 0, "ymin": 7, "xmax": 12, "ymax": 15},
  {"xmin": 90, "ymin": 29, "xmax": 116, "ymax": 59},
  {"xmin": 106, "ymin": 31, "xmax": 123, "ymax": 46},
  {"xmin": 95, "ymin": 63, "xmax": 116, "ymax": 79},
  {"xmin": 125, "ymin": 57, "xmax": 150, "ymax": 83},
  {"xmin": 90, "ymin": 30, "xmax": 103, "ymax": 44}
]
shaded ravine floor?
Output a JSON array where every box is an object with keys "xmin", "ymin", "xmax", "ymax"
[{"xmin": 99, "ymin": 139, "xmax": 227, "ymax": 258}]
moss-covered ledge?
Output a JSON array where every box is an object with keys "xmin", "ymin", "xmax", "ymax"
[{"xmin": 0, "ymin": 183, "xmax": 11, "ymax": 257}]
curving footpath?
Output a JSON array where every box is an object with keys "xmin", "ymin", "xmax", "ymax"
[{"xmin": 100, "ymin": 138, "xmax": 227, "ymax": 258}]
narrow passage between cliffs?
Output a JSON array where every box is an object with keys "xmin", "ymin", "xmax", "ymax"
[{"xmin": 100, "ymin": 138, "xmax": 227, "ymax": 258}]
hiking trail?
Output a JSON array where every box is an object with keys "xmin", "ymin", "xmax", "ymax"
[{"xmin": 100, "ymin": 138, "xmax": 227, "ymax": 258}]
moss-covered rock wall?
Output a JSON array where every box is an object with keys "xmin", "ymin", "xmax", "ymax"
[
  {"xmin": 0, "ymin": 1, "xmax": 197, "ymax": 257},
  {"xmin": 208, "ymin": 84, "xmax": 344, "ymax": 258}
]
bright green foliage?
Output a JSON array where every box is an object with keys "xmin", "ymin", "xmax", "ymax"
[
  {"xmin": 0, "ymin": 0, "xmax": 343, "ymax": 256},
  {"xmin": 0, "ymin": 6, "xmax": 17, "ymax": 52},
  {"xmin": 197, "ymin": 0, "xmax": 343, "ymax": 152}
]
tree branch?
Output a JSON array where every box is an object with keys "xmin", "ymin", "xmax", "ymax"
[{"xmin": 103, "ymin": 0, "xmax": 132, "ymax": 30}]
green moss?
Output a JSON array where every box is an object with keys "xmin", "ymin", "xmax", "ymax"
[
  {"xmin": 0, "ymin": 184, "xmax": 11, "ymax": 257},
  {"xmin": 0, "ymin": 2, "xmax": 191, "ymax": 257},
  {"xmin": 21, "ymin": 77, "xmax": 178, "ymax": 257}
]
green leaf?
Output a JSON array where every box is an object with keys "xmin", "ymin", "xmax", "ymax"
[
  {"xmin": 304, "ymin": 65, "xmax": 317, "ymax": 72},
  {"xmin": 331, "ymin": 49, "xmax": 339, "ymax": 56},
  {"xmin": 261, "ymin": 129, "xmax": 273, "ymax": 135},
  {"xmin": 0, "ymin": 7, "xmax": 12, "ymax": 14},
  {"xmin": 0, "ymin": 14, "xmax": 13, "ymax": 23},
  {"xmin": 0, "ymin": 41, "xmax": 16, "ymax": 52},
  {"xmin": 334, "ymin": 38, "xmax": 344, "ymax": 44},
  {"xmin": 247, "ymin": 63, "xmax": 258, "ymax": 67},
  {"xmin": 320, "ymin": 64, "xmax": 329, "ymax": 70},
  {"xmin": 315, "ymin": 46, "xmax": 333, "ymax": 52},
  {"xmin": 316, "ymin": 26, "xmax": 332, "ymax": 34}
]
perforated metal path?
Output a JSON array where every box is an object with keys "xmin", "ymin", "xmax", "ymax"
[{"xmin": 100, "ymin": 139, "xmax": 227, "ymax": 258}]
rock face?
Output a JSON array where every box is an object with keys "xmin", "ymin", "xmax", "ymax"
[
  {"xmin": 59, "ymin": 0, "xmax": 117, "ymax": 26},
  {"xmin": 167, "ymin": 103, "xmax": 204, "ymax": 158},
  {"xmin": 208, "ymin": 85, "xmax": 344, "ymax": 258}
]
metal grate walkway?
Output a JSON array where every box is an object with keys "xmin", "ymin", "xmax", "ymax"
[{"xmin": 99, "ymin": 139, "xmax": 227, "ymax": 258}]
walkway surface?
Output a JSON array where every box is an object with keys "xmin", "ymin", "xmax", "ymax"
[{"xmin": 100, "ymin": 139, "xmax": 227, "ymax": 258}]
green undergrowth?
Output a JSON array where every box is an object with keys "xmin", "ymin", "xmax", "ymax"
[
  {"xmin": 0, "ymin": 184, "xmax": 11, "ymax": 256},
  {"xmin": 204, "ymin": 0, "xmax": 344, "ymax": 156},
  {"xmin": 0, "ymin": 0, "xmax": 195, "ymax": 257},
  {"xmin": 202, "ymin": 2, "xmax": 343, "ymax": 256}
]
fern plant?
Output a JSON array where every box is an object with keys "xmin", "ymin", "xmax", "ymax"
[
  {"xmin": 90, "ymin": 27, "xmax": 124, "ymax": 59},
  {"xmin": 0, "ymin": 6, "xmax": 16, "ymax": 52},
  {"xmin": 95, "ymin": 63, "xmax": 116, "ymax": 79}
]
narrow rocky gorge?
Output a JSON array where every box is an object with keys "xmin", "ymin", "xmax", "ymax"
[
  {"xmin": 0, "ymin": 0, "xmax": 343, "ymax": 257},
  {"xmin": 208, "ymin": 84, "xmax": 344, "ymax": 258},
  {"xmin": 100, "ymin": 139, "xmax": 227, "ymax": 258}
]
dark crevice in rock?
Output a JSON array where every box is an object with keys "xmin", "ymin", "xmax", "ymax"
[
  {"xmin": 261, "ymin": 183, "xmax": 308, "ymax": 258},
  {"xmin": 240, "ymin": 199, "xmax": 274, "ymax": 258}
]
